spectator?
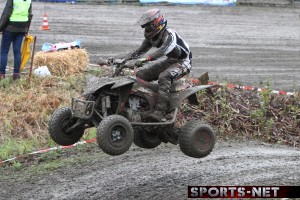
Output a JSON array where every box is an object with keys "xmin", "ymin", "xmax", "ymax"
[{"xmin": 0, "ymin": 0, "xmax": 32, "ymax": 79}]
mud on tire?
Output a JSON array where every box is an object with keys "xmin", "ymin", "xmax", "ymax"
[
  {"xmin": 179, "ymin": 121, "xmax": 215, "ymax": 158},
  {"xmin": 97, "ymin": 115, "xmax": 134, "ymax": 156},
  {"xmin": 134, "ymin": 130, "xmax": 161, "ymax": 149},
  {"xmin": 48, "ymin": 107, "xmax": 85, "ymax": 146}
]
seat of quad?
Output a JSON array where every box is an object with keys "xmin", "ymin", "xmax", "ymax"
[{"xmin": 135, "ymin": 76, "xmax": 200, "ymax": 93}]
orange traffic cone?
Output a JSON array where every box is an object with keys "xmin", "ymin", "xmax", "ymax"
[{"xmin": 41, "ymin": 14, "xmax": 50, "ymax": 30}]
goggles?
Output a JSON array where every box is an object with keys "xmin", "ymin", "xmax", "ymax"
[{"xmin": 141, "ymin": 22, "xmax": 156, "ymax": 32}]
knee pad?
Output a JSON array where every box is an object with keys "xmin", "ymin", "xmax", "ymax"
[{"xmin": 158, "ymin": 69, "xmax": 179, "ymax": 82}]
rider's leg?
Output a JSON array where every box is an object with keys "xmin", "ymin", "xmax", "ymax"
[
  {"xmin": 147, "ymin": 73, "xmax": 171, "ymax": 121},
  {"xmin": 135, "ymin": 59, "xmax": 169, "ymax": 81},
  {"xmin": 147, "ymin": 62, "xmax": 190, "ymax": 122}
]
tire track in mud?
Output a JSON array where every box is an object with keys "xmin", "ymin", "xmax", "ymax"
[{"xmin": 1, "ymin": 141, "xmax": 299, "ymax": 200}]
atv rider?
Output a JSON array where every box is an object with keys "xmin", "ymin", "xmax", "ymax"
[{"xmin": 123, "ymin": 8, "xmax": 192, "ymax": 122}]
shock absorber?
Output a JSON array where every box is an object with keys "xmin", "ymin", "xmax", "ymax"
[{"xmin": 101, "ymin": 96, "xmax": 111, "ymax": 117}]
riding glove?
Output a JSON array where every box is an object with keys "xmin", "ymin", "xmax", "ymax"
[{"xmin": 135, "ymin": 58, "xmax": 148, "ymax": 67}]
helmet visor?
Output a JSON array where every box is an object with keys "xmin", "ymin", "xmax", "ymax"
[{"xmin": 141, "ymin": 22, "xmax": 156, "ymax": 32}]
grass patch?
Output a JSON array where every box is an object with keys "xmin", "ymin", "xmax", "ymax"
[
  {"xmin": 0, "ymin": 128, "xmax": 97, "ymax": 162},
  {"xmin": 0, "ymin": 142, "xmax": 108, "ymax": 181},
  {"xmin": 0, "ymin": 135, "xmax": 52, "ymax": 161},
  {"xmin": 0, "ymin": 74, "xmax": 87, "ymax": 161}
]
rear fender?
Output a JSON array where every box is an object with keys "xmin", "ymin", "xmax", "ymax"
[{"xmin": 170, "ymin": 85, "xmax": 214, "ymax": 109}]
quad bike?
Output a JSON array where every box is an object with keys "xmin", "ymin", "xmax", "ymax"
[{"xmin": 48, "ymin": 58, "xmax": 216, "ymax": 158}]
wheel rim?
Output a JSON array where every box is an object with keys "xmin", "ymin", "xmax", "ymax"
[
  {"xmin": 193, "ymin": 130, "xmax": 211, "ymax": 151},
  {"xmin": 61, "ymin": 116, "xmax": 77, "ymax": 136},
  {"xmin": 109, "ymin": 124, "xmax": 128, "ymax": 147}
]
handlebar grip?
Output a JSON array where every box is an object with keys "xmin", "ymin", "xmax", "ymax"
[{"xmin": 112, "ymin": 65, "xmax": 125, "ymax": 77}]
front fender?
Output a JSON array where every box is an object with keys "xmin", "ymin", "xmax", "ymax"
[
  {"xmin": 83, "ymin": 75, "xmax": 134, "ymax": 96},
  {"xmin": 169, "ymin": 85, "xmax": 214, "ymax": 109}
]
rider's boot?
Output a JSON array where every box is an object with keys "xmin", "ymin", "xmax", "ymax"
[
  {"xmin": 147, "ymin": 108, "xmax": 167, "ymax": 122},
  {"xmin": 146, "ymin": 77, "xmax": 171, "ymax": 122}
]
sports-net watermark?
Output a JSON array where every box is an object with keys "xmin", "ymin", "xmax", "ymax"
[{"xmin": 188, "ymin": 186, "xmax": 300, "ymax": 198}]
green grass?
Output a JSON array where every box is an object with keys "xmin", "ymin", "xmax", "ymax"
[
  {"xmin": 0, "ymin": 128, "xmax": 97, "ymax": 162},
  {"xmin": 0, "ymin": 142, "xmax": 108, "ymax": 180},
  {"xmin": 0, "ymin": 135, "xmax": 48, "ymax": 161}
]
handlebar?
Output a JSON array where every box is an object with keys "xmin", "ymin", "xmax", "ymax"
[
  {"xmin": 109, "ymin": 58, "xmax": 138, "ymax": 77},
  {"xmin": 113, "ymin": 65, "xmax": 126, "ymax": 77},
  {"xmin": 98, "ymin": 57, "xmax": 138, "ymax": 77}
]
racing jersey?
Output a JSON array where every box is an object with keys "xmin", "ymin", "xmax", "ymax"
[{"xmin": 127, "ymin": 28, "xmax": 192, "ymax": 65}]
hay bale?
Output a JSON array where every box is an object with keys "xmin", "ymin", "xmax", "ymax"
[{"xmin": 33, "ymin": 48, "xmax": 89, "ymax": 76}]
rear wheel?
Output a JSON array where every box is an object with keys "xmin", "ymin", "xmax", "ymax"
[
  {"xmin": 134, "ymin": 130, "xmax": 161, "ymax": 149},
  {"xmin": 179, "ymin": 121, "xmax": 215, "ymax": 158},
  {"xmin": 48, "ymin": 107, "xmax": 85, "ymax": 146},
  {"xmin": 97, "ymin": 115, "xmax": 134, "ymax": 156}
]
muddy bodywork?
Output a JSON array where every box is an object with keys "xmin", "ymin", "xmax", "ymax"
[
  {"xmin": 50, "ymin": 69, "xmax": 216, "ymax": 157},
  {"xmin": 81, "ymin": 74, "xmax": 213, "ymax": 116},
  {"xmin": 83, "ymin": 75, "xmax": 135, "ymax": 97},
  {"xmin": 170, "ymin": 85, "xmax": 213, "ymax": 109}
]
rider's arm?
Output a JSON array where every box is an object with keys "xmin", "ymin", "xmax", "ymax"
[{"xmin": 123, "ymin": 39, "xmax": 152, "ymax": 61}]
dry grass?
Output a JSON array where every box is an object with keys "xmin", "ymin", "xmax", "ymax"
[{"xmin": 0, "ymin": 75, "xmax": 85, "ymax": 144}]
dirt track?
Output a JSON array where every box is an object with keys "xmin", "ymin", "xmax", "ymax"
[
  {"xmin": 1, "ymin": 141, "xmax": 300, "ymax": 200},
  {"xmin": 25, "ymin": 2, "xmax": 300, "ymax": 91},
  {"xmin": 0, "ymin": 3, "xmax": 300, "ymax": 199}
]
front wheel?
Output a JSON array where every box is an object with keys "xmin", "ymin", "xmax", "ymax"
[
  {"xmin": 48, "ymin": 107, "xmax": 85, "ymax": 146},
  {"xmin": 179, "ymin": 121, "xmax": 215, "ymax": 158},
  {"xmin": 97, "ymin": 115, "xmax": 134, "ymax": 156}
]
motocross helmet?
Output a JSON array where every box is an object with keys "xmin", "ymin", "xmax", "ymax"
[{"xmin": 138, "ymin": 8, "xmax": 167, "ymax": 40}]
